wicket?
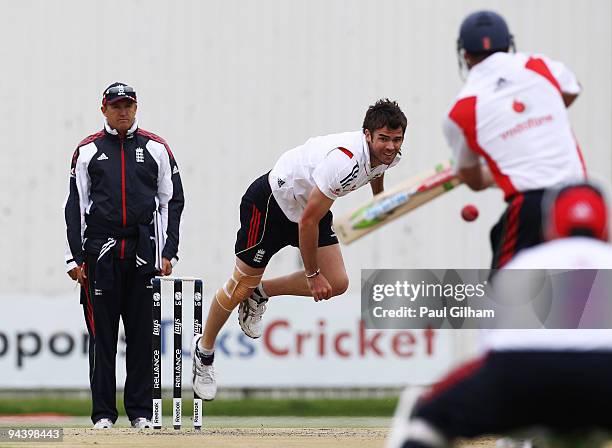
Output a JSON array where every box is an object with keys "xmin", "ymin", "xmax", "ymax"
[{"xmin": 152, "ymin": 276, "xmax": 204, "ymax": 430}]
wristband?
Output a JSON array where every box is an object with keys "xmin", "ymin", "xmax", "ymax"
[{"xmin": 305, "ymin": 268, "xmax": 321, "ymax": 278}]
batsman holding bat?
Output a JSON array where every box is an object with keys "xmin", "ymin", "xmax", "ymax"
[
  {"xmin": 444, "ymin": 10, "xmax": 586, "ymax": 268},
  {"xmin": 192, "ymin": 99, "xmax": 407, "ymax": 400}
]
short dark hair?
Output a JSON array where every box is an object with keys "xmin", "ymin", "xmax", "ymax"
[
  {"xmin": 362, "ymin": 99, "xmax": 407, "ymax": 135},
  {"xmin": 466, "ymin": 47, "xmax": 509, "ymax": 62}
]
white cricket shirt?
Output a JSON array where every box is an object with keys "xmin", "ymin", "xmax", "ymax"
[
  {"xmin": 269, "ymin": 130, "xmax": 401, "ymax": 222},
  {"xmin": 485, "ymin": 237, "xmax": 612, "ymax": 351},
  {"xmin": 443, "ymin": 52, "xmax": 586, "ymax": 199}
]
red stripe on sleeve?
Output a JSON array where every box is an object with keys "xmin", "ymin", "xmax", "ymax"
[
  {"xmin": 137, "ymin": 128, "xmax": 175, "ymax": 159},
  {"xmin": 525, "ymin": 57, "xmax": 562, "ymax": 94},
  {"xmin": 338, "ymin": 147, "xmax": 354, "ymax": 159},
  {"xmin": 77, "ymin": 131, "xmax": 104, "ymax": 149},
  {"xmin": 448, "ymin": 96, "xmax": 518, "ymax": 199}
]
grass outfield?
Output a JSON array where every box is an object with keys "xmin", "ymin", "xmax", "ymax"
[{"xmin": 0, "ymin": 397, "xmax": 398, "ymax": 417}]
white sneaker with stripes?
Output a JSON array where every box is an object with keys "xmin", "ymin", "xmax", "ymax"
[
  {"xmin": 238, "ymin": 285, "xmax": 269, "ymax": 339},
  {"xmin": 191, "ymin": 336, "xmax": 217, "ymax": 401},
  {"xmin": 93, "ymin": 418, "xmax": 113, "ymax": 429},
  {"xmin": 131, "ymin": 417, "xmax": 153, "ymax": 429}
]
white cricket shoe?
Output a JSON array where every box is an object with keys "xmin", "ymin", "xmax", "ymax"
[
  {"xmin": 238, "ymin": 285, "xmax": 268, "ymax": 339},
  {"xmin": 191, "ymin": 335, "xmax": 217, "ymax": 401},
  {"xmin": 93, "ymin": 418, "xmax": 113, "ymax": 429},
  {"xmin": 386, "ymin": 387, "xmax": 447, "ymax": 448},
  {"xmin": 131, "ymin": 417, "xmax": 154, "ymax": 429}
]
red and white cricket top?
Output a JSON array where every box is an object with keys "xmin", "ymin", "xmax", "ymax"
[
  {"xmin": 444, "ymin": 52, "xmax": 586, "ymax": 199},
  {"xmin": 269, "ymin": 130, "xmax": 401, "ymax": 222},
  {"xmin": 484, "ymin": 237, "xmax": 612, "ymax": 352}
]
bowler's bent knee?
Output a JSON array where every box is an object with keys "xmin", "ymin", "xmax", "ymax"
[{"xmin": 331, "ymin": 275, "xmax": 349, "ymax": 297}]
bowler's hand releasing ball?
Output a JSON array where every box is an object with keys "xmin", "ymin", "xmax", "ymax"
[{"xmin": 461, "ymin": 204, "xmax": 479, "ymax": 222}]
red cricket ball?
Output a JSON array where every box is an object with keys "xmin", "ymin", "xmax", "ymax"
[{"xmin": 461, "ymin": 204, "xmax": 479, "ymax": 222}]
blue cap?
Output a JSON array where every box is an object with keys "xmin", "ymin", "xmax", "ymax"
[
  {"xmin": 457, "ymin": 10, "xmax": 513, "ymax": 54},
  {"xmin": 102, "ymin": 82, "xmax": 137, "ymax": 105}
]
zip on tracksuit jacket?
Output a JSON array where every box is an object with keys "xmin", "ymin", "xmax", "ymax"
[{"xmin": 64, "ymin": 120, "xmax": 184, "ymax": 274}]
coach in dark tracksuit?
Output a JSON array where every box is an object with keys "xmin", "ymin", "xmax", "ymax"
[{"xmin": 63, "ymin": 82, "xmax": 184, "ymax": 429}]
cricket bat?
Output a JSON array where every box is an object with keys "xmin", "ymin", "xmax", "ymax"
[{"xmin": 334, "ymin": 160, "xmax": 463, "ymax": 244}]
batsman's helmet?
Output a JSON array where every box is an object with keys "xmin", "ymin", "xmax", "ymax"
[
  {"xmin": 543, "ymin": 183, "xmax": 609, "ymax": 241},
  {"xmin": 457, "ymin": 10, "xmax": 514, "ymax": 54}
]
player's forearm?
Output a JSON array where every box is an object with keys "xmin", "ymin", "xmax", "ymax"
[
  {"xmin": 64, "ymin": 178, "xmax": 84, "ymax": 266},
  {"xmin": 161, "ymin": 178, "xmax": 185, "ymax": 260},
  {"xmin": 370, "ymin": 175, "xmax": 384, "ymax": 195},
  {"xmin": 163, "ymin": 203, "xmax": 183, "ymax": 260},
  {"xmin": 298, "ymin": 219, "xmax": 320, "ymax": 275},
  {"xmin": 458, "ymin": 164, "xmax": 494, "ymax": 191},
  {"xmin": 479, "ymin": 164, "xmax": 495, "ymax": 189},
  {"xmin": 562, "ymin": 91, "xmax": 579, "ymax": 108}
]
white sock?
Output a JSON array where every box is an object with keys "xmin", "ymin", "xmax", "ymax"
[
  {"xmin": 197, "ymin": 337, "xmax": 214, "ymax": 356},
  {"xmin": 200, "ymin": 347, "xmax": 214, "ymax": 356}
]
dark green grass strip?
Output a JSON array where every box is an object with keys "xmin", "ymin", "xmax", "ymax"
[{"xmin": 0, "ymin": 398, "xmax": 398, "ymax": 417}]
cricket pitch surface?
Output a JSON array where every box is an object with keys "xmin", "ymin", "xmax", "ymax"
[{"xmin": 2, "ymin": 416, "xmax": 606, "ymax": 447}]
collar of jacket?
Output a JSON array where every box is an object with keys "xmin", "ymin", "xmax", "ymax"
[{"xmin": 104, "ymin": 118, "xmax": 138, "ymax": 139}]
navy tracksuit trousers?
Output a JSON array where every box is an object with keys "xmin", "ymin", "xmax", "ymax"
[{"xmin": 81, "ymin": 252, "xmax": 153, "ymax": 424}]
